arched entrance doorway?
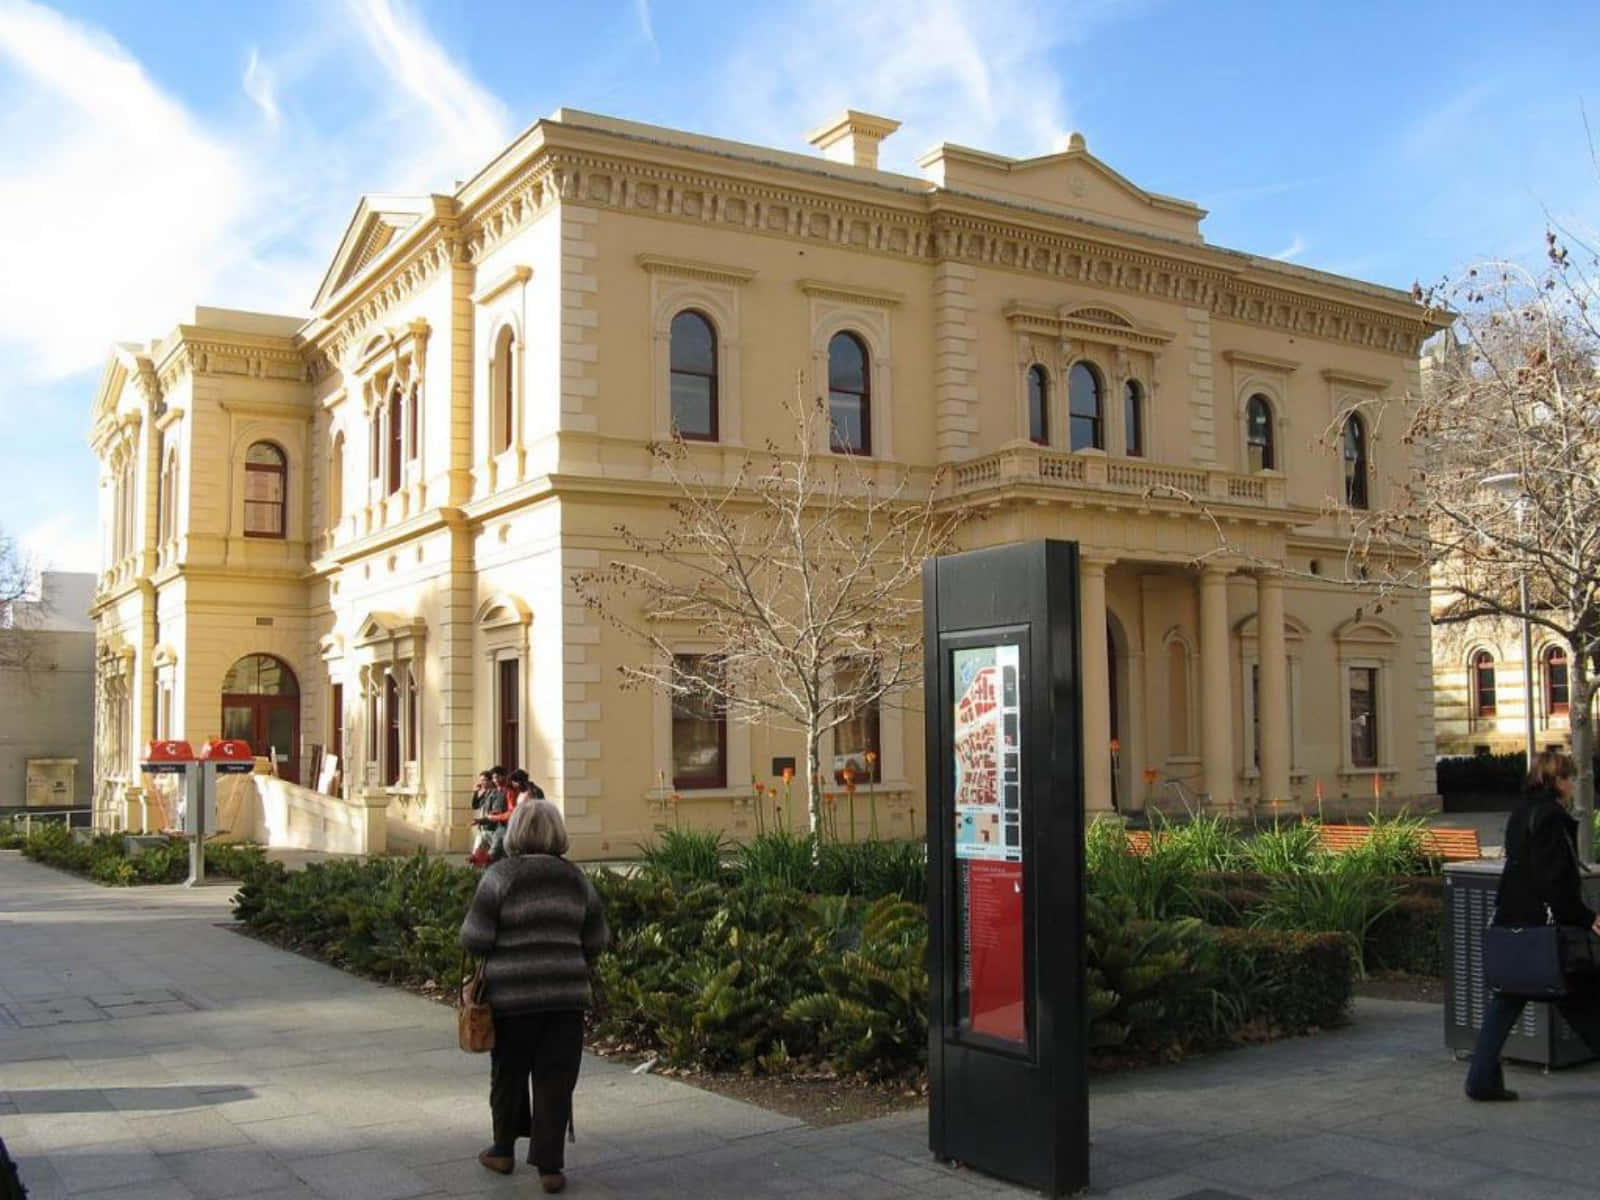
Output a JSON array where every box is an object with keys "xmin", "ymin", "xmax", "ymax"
[{"xmin": 221, "ymin": 654, "xmax": 300, "ymax": 783}]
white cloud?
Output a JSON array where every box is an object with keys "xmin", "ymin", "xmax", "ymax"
[
  {"xmin": 0, "ymin": 0, "xmax": 510, "ymax": 391},
  {"xmin": 634, "ymin": 0, "xmax": 657, "ymax": 54},
  {"xmin": 1271, "ymin": 234, "xmax": 1308, "ymax": 262},
  {"xmin": 242, "ymin": 47, "xmax": 279, "ymax": 128},
  {"xmin": 19, "ymin": 509, "xmax": 99, "ymax": 574},
  {"xmin": 0, "ymin": 0, "xmax": 252, "ymax": 381},
  {"xmin": 718, "ymin": 0, "xmax": 1144, "ymax": 169},
  {"xmin": 346, "ymin": 0, "xmax": 510, "ymax": 191}
]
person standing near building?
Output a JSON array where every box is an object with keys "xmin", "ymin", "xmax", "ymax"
[
  {"xmin": 1466, "ymin": 749, "xmax": 1600, "ymax": 1100},
  {"xmin": 460, "ymin": 800, "xmax": 609, "ymax": 1194}
]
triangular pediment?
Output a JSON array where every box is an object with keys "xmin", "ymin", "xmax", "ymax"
[
  {"xmin": 313, "ymin": 195, "xmax": 433, "ymax": 311},
  {"xmin": 920, "ymin": 137, "xmax": 1205, "ymax": 242}
]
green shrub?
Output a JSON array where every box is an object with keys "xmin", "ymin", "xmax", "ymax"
[
  {"xmin": 811, "ymin": 839, "xmax": 925, "ymax": 902},
  {"xmin": 638, "ymin": 829, "xmax": 730, "ymax": 886},
  {"xmin": 1087, "ymin": 828, "xmax": 1200, "ymax": 920},
  {"xmin": 1241, "ymin": 822, "xmax": 1324, "ymax": 875},
  {"xmin": 1366, "ymin": 893, "xmax": 1446, "ymax": 976},
  {"xmin": 1250, "ymin": 871, "xmax": 1399, "ymax": 976},
  {"xmin": 1085, "ymin": 895, "xmax": 1228, "ymax": 1056},
  {"xmin": 1164, "ymin": 813, "xmax": 1245, "ymax": 872},
  {"xmin": 1338, "ymin": 811, "xmax": 1435, "ymax": 877},
  {"xmin": 23, "ymin": 826, "xmax": 269, "ymax": 887},
  {"xmin": 1212, "ymin": 927, "xmax": 1353, "ymax": 1032},
  {"xmin": 732, "ymin": 830, "xmax": 816, "ymax": 892},
  {"xmin": 1435, "ymin": 751, "xmax": 1525, "ymax": 797}
]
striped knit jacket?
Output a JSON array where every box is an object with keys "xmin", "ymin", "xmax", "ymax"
[{"xmin": 459, "ymin": 853, "xmax": 609, "ymax": 1015}]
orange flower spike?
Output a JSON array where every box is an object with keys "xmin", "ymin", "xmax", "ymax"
[
  {"xmin": 841, "ymin": 766, "xmax": 857, "ymax": 785},
  {"xmin": 864, "ymin": 750, "xmax": 878, "ymax": 766},
  {"xmin": 781, "ymin": 765, "xmax": 795, "ymax": 782}
]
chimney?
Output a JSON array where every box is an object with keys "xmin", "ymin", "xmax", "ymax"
[{"xmin": 807, "ymin": 110, "xmax": 901, "ymax": 171}]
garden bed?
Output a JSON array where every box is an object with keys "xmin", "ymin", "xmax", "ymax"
[{"xmin": 18, "ymin": 824, "xmax": 267, "ymax": 885}]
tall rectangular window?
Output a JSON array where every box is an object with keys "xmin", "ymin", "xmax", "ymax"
[
  {"xmin": 1349, "ymin": 666, "xmax": 1378, "ymax": 768},
  {"xmin": 834, "ymin": 658, "xmax": 881, "ymax": 782},
  {"xmin": 671, "ymin": 654, "xmax": 726, "ymax": 789},
  {"xmin": 384, "ymin": 673, "xmax": 400, "ymax": 786},
  {"xmin": 498, "ymin": 658, "xmax": 520, "ymax": 771},
  {"xmin": 330, "ymin": 683, "xmax": 344, "ymax": 764}
]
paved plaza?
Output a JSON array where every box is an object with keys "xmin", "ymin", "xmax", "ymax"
[{"xmin": 2, "ymin": 849, "xmax": 1598, "ymax": 1199}]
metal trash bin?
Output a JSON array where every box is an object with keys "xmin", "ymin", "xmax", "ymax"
[{"xmin": 1444, "ymin": 859, "xmax": 1600, "ymax": 1068}]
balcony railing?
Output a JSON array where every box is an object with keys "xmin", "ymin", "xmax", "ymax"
[{"xmin": 950, "ymin": 445, "xmax": 1285, "ymax": 508}]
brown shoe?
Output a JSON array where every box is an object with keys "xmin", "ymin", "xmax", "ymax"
[
  {"xmin": 477, "ymin": 1147, "xmax": 514, "ymax": 1175},
  {"xmin": 540, "ymin": 1171, "xmax": 566, "ymax": 1193}
]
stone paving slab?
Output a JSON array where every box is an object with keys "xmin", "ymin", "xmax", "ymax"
[{"xmin": 5, "ymin": 849, "xmax": 1600, "ymax": 1198}]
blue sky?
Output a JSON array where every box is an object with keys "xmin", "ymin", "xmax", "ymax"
[{"xmin": 2, "ymin": 0, "xmax": 1596, "ymax": 577}]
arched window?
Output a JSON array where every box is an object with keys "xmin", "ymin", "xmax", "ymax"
[
  {"xmin": 1246, "ymin": 394, "xmax": 1275, "ymax": 471},
  {"xmin": 827, "ymin": 332, "xmax": 871, "ymax": 455},
  {"xmin": 1343, "ymin": 413, "xmax": 1369, "ymax": 509},
  {"xmin": 369, "ymin": 409, "xmax": 382, "ymax": 481},
  {"xmin": 328, "ymin": 433, "xmax": 345, "ymax": 525},
  {"xmin": 1544, "ymin": 645, "xmax": 1570, "ymax": 716},
  {"xmin": 243, "ymin": 442, "xmax": 287, "ymax": 539},
  {"xmin": 1472, "ymin": 650, "xmax": 1496, "ymax": 718},
  {"xmin": 386, "ymin": 384, "xmax": 402, "ymax": 497},
  {"xmin": 1124, "ymin": 379, "xmax": 1144, "ymax": 457},
  {"xmin": 492, "ymin": 326, "xmax": 515, "ymax": 455},
  {"xmin": 1068, "ymin": 362, "xmax": 1103, "ymax": 451},
  {"xmin": 1027, "ymin": 364, "xmax": 1049, "ymax": 445},
  {"xmin": 669, "ymin": 310, "xmax": 718, "ymax": 440}
]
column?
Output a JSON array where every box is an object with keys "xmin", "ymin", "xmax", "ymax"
[
  {"xmin": 1257, "ymin": 571, "xmax": 1291, "ymax": 809},
  {"xmin": 1081, "ymin": 557, "xmax": 1113, "ymax": 814},
  {"xmin": 1199, "ymin": 565, "xmax": 1234, "ymax": 809}
]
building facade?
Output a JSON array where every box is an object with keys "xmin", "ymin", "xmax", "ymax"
[
  {"xmin": 89, "ymin": 109, "xmax": 1444, "ymax": 857},
  {"xmin": 2, "ymin": 571, "xmax": 96, "ymax": 811}
]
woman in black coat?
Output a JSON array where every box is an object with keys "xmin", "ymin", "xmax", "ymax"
[{"xmin": 1465, "ymin": 749, "xmax": 1600, "ymax": 1100}]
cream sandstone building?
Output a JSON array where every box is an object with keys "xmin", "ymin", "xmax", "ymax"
[{"xmin": 89, "ymin": 109, "xmax": 1446, "ymax": 858}]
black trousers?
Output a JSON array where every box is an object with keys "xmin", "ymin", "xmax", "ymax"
[
  {"xmin": 1467, "ymin": 937, "xmax": 1600, "ymax": 1094},
  {"xmin": 489, "ymin": 1009, "xmax": 584, "ymax": 1172}
]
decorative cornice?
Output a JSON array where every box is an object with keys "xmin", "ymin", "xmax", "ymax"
[
  {"xmin": 1223, "ymin": 350, "xmax": 1300, "ymax": 374},
  {"xmin": 472, "ymin": 264, "xmax": 533, "ymax": 306},
  {"xmin": 1320, "ymin": 367, "xmax": 1392, "ymax": 391},
  {"xmin": 156, "ymin": 334, "xmax": 310, "ymax": 393},
  {"xmin": 798, "ymin": 279, "xmax": 904, "ymax": 308},
  {"xmin": 636, "ymin": 254, "xmax": 755, "ymax": 286},
  {"xmin": 1004, "ymin": 301, "xmax": 1173, "ymax": 349}
]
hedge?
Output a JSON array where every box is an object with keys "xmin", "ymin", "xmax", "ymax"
[
  {"xmin": 21, "ymin": 824, "xmax": 268, "ymax": 886},
  {"xmin": 230, "ymin": 852, "xmax": 1355, "ymax": 1079}
]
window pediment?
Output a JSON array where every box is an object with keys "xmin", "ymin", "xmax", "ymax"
[
  {"xmin": 1003, "ymin": 301, "xmax": 1174, "ymax": 350},
  {"xmin": 475, "ymin": 593, "xmax": 531, "ymax": 631},
  {"xmin": 355, "ymin": 611, "xmax": 427, "ymax": 649}
]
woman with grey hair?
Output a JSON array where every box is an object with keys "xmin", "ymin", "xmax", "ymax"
[{"xmin": 460, "ymin": 799, "xmax": 608, "ymax": 1194}]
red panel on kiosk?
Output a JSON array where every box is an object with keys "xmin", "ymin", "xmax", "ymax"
[
  {"xmin": 140, "ymin": 741, "xmax": 196, "ymax": 773},
  {"xmin": 966, "ymin": 860, "xmax": 1025, "ymax": 1041},
  {"xmin": 199, "ymin": 738, "xmax": 255, "ymax": 774}
]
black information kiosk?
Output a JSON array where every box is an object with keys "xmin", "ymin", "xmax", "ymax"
[{"xmin": 923, "ymin": 540, "xmax": 1088, "ymax": 1196}]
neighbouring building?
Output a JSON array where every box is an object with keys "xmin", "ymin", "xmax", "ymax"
[
  {"xmin": 89, "ymin": 108, "xmax": 1446, "ymax": 858},
  {"xmin": 2, "ymin": 570, "xmax": 96, "ymax": 812}
]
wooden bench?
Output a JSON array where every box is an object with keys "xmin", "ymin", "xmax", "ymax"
[
  {"xmin": 1125, "ymin": 829, "xmax": 1153, "ymax": 855},
  {"xmin": 1315, "ymin": 823, "xmax": 1481, "ymax": 861}
]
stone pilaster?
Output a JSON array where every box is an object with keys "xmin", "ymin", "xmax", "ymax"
[
  {"xmin": 560, "ymin": 206, "xmax": 600, "ymax": 434},
  {"xmin": 1257, "ymin": 571, "xmax": 1290, "ymax": 807},
  {"xmin": 1081, "ymin": 556, "xmax": 1113, "ymax": 813},
  {"xmin": 933, "ymin": 262, "xmax": 979, "ymax": 458},
  {"xmin": 1199, "ymin": 565, "xmax": 1233, "ymax": 807},
  {"xmin": 1184, "ymin": 306, "xmax": 1216, "ymax": 465}
]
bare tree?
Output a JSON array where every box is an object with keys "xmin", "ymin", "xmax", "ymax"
[
  {"xmin": 1176, "ymin": 236, "xmax": 1600, "ymax": 856},
  {"xmin": 573, "ymin": 380, "xmax": 971, "ymax": 835},
  {"xmin": 0, "ymin": 529, "xmax": 42, "ymax": 674}
]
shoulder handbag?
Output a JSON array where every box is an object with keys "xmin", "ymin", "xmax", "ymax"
[
  {"xmin": 1483, "ymin": 808, "xmax": 1591, "ymax": 999},
  {"xmin": 457, "ymin": 955, "xmax": 495, "ymax": 1053}
]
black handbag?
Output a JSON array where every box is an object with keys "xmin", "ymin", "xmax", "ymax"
[{"xmin": 1483, "ymin": 922, "xmax": 1567, "ymax": 999}]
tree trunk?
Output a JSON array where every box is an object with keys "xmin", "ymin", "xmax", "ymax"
[
  {"xmin": 806, "ymin": 722, "xmax": 823, "ymax": 838},
  {"xmin": 1570, "ymin": 660, "xmax": 1595, "ymax": 863}
]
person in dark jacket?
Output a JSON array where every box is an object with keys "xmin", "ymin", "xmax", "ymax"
[
  {"xmin": 1465, "ymin": 749, "xmax": 1600, "ymax": 1100},
  {"xmin": 460, "ymin": 799, "xmax": 608, "ymax": 1193}
]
